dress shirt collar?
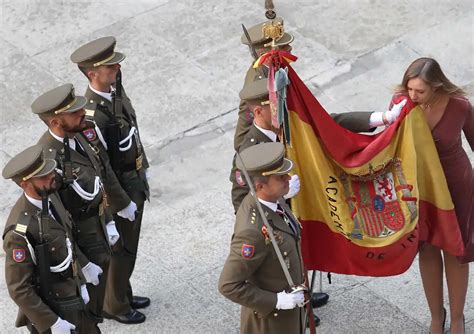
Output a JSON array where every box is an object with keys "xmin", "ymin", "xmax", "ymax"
[
  {"xmin": 258, "ymin": 198, "xmax": 278, "ymax": 212},
  {"xmin": 254, "ymin": 123, "xmax": 277, "ymax": 142},
  {"xmin": 89, "ymin": 84, "xmax": 112, "ymax": 102}
]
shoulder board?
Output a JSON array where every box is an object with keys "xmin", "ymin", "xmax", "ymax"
[
  {"xmin": 84, "ymin": 99, "xmax": 98, "ymax": 120},
  {"xmin": 2, "ymin": 211, "xmax": 32, "ymax": 240},
  {"xmin": 248, "ymin": 208, "xmax": 257, "ymax": 226}
]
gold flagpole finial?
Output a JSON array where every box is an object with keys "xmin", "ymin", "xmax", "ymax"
[{"xmin": 265, "ymin": 0, "xmax": 276, "ymax": 19}]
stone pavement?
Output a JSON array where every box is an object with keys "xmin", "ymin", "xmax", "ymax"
[{"xmin": 0, "ymin": 0, "xmax": 473, "ymax": 333}]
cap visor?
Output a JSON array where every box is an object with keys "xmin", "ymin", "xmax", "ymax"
[
  {"xmin": 103, "ymin": 52, "xmax": 126, "ymax": 65},
  {"xmin": 274, "ymin": 32, "xmax": 294, "ymax": 47},
  {"xmin": 273, "ymin": 158, "xmax": 294, "ymax": 175},
  {"xmin": 65, "ymin": 96, "xmax": 87, "ymax": 113},
  {"xmin": 33, "ymin": 159, "xmax": 57, "ymax": 178}
]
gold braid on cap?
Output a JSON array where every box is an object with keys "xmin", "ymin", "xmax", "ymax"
[
  {"xmin": 93, "ymin": 52, "xmax": 116, "ymax": 67},
  {"xmin": 22, "ymin": 160, "xmax": 46, "ymax": 181},
  {"xmin": 261, "ymin": 165, "xmax": 283, "ymax": 176},
  {"xmin": 54, "ymin": 97, "xmax": 78, "ymax": 114}
]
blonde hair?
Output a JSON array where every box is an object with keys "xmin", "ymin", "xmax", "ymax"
[{"xmin": 396, "ymin": 57, "xmax": 466, "ymax": 96}]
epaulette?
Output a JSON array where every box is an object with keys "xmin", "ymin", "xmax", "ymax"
[
  {"xmin": 84, "ymin": 99, "xmax": 98, "ymax": 121},
  {"xmin": 249, "ymin": 208, "xmax": 257, "ymax": 226},
  {"xmin": 2, "ymin": 211, "xmax": 32, "ymax": 240}
]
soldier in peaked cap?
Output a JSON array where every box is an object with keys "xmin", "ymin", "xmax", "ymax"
[
  {"xmin": 230, "ymin": 74, "xmax": 301, "ymax": 213},
  {"xmin": 32, "ymin": 83, "xmax": 133, "ymax": 333},
  {"xmin": 71, "ymin": 36, "xmax": 150, "ymax": 324},
  {"xmin": 235, "ymin": 18, "xmax": 294, "ymax": 152},
  {"xmin": 219, "ymin": 142, "xmax": 307, "ymax": 334},
  {"xmin": 2, "ymin": 145, "xmax": 89, "ymax": 333},
  {"xmin": 235, "ymin": 17, "xmax": 399, "ymax": 153}
]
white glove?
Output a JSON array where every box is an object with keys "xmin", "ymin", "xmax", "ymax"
[
  {"xmin": 106, "ymin": 221, "xmax": 120, "ymax": 246},
  {"xmin": 284, "ymin": 174, "xmax": 300, "ymax": 199},
  {"xmin": 145, "ymin": 169, "xmax": 151, "ymax": 181},
  {"xmin": 369, "ymin": 99, "xmax": 407, "ymax": 127},
  {"xmin": 80, "ymin": 284, "xmax": 90, "ymax": 305},
  {"xmin": 117, "ymin": 201, "xmax": 137, "ymax": 222},
  {"xmin": 81, "ymin": 262, "xmax": 103, "ymax": 286},
  {"xmin": 50, "ymin": 317, "xmax": 76, "ymax": 334},
  {"xmin": 276, "ymin": 290, "xmax": 305, "ymax": 310}
]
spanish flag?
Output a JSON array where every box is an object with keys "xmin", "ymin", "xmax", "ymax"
[{"xmin": 271, "ymin": 53, "xmax": 464, "ymax": 276}]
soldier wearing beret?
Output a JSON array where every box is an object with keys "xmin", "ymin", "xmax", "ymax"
[
  {"xmin": 2, "ymin": 145, "xmax": 88, "ymax": 333},
  {"xmin": 70, "ymin": 36, "xmax": 150, "ymax": 324},
  {"xmin": 220, "ymin": 142, "xmax": 307, "ymax": 334},
  {"xmin": 31, "ymin": 84, "xmax": 130, "ymax": 333}
]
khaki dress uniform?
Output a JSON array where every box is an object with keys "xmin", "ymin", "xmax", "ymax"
[
  {"xmin": 38, "ymin": 130, "xmax": 115, "ymax": 332},
  {"xmin": 84, "ymin": 87, "xmax": 149, "ymax": 316},
  {"xmin": 32, "ymin": 83, "xmax": 130, "ymax": 333},
  {"xmin": 219, "ymin": 195, "xmax": 305, "ymax": 334},
  {"xmin": 2, "ymin": 145, "xmax": 86, "ymax": 333},
  {"xmin": 70, "ymin": 36, "xmax": 150, "ymax": 317},
  {"xmin": 3, "ymin": 195, "xmax": 87, "ymax": 333}
]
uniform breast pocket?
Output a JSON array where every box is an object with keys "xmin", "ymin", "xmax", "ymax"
[
  {"xmin": 271, "ymin": 233, "xmax": 295, "ymax": 270},
  {"xmin": 47, "ymin": 227, "xmax": 69, "ymax": 266}
]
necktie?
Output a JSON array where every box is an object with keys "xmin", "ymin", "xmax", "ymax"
[
  {"xmin": 276, "ymin": 204, "xmax": 298, "ymax": 235},
  {"xmin": 74, "ymin": 138, "xmax": 87, "ymax": 157},
  {"xmin": 49, "ymin": 201, "xmax": 61, "ymax": 223}
]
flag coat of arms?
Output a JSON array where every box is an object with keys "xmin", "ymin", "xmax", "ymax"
[{"xmin": 258, "ymin": 51, "xmax": 464, "ymax": 276}]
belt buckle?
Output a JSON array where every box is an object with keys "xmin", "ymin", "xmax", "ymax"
[{"xmin": 136, "ymin": 154, "xmax": 143, "ymax": 171}]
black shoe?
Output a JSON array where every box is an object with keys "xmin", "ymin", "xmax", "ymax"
[
  {"xmin": 131, "ymin": 296, "xmax": 151, "ymax": 309},
  {"xmin": 103, "ymin": 309, "xmax": 146, "ymax": 324},
  {"xmin": 306, "ymin": 313, "xmax": 321, "ymax": 327},
  {"xmin": 311, "ymin": 292, "xmax": 329, "ymax": 308}
]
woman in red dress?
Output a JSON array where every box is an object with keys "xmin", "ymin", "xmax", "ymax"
[{"xmin": 391, "ymin": 58, "xmax": 473, "ymax": 334}]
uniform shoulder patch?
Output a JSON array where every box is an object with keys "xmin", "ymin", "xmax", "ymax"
[
  {"xmin": 13, "ymin": 249, "xmax": 26, "ymax": 263},
  {"xmin": 241, "ymin": 244, "xmax": 255, "ymax": 259},
  {"xmin": 83, "ymin": 128, "xmax": 97, "ymax": 141},
  {"xmin": 235, "ymin": 170, "xmax": 246, "ymax": 186}
]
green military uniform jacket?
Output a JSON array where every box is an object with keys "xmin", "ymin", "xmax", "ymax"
[
  {"xmin": 219, "ymin": 194, "xmax": 304, "ymax": 334},
  {"xmin": 230, "ymin": 124, "xmax": 274, "ymax": 212},
  {"xmin": 231, "ymin": 113, "xmax": 375, "ymax": 212},
  {"xmin": 3, "ymin": 193, "xmax": 83, "ymax": 333},
  {"xmin": 234, "ymin": 66, "xmax": 262, "ymax": 151},
  {"xmin": 233, "ymin": 64, "xmax": 376, "ymax": 152},
  {"xmin": 84, "ymin": 87, "xmax": 149, "ymax": 199},
  {"xmin": 37, "ymin": 131, "xmax": 127, "ymax": 264}
]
